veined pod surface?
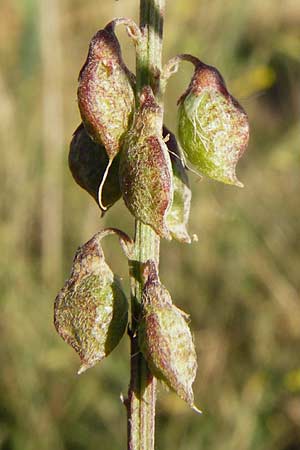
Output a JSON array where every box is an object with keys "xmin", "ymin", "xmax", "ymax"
[
  {"xmin": 54, "ymin": 232, "xmax": 128, "ymax": 374},
  {"xmin": 78, "ymin": 22, "xmax": 135, "ymax": 161},
  {"xmin": 163, "ymin": 127, "xmax": 192, "ymax": 243},
  {"xmin": 178, "ymin": 60, "xmax": 249, "ymax": 187},
  {"xmin": 138, "ymin": 261, "xmax": 200, "ymax": 412},
  {"xmin": 120, "ymin": 87, "xmax": 173, "ymax": 239},
  {"xmin": 69, "ymin": 123, "xmax": 121, "ymax": 214}
]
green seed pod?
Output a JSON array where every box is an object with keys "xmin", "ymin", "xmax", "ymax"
[
  {"xmin": 77, "ymin": 22, "xmax": 135, "ymax": 161},
  {"xmin": 163, "ymin": 127, "xmax": 192, "ymax": 243},
  {"xmin": 69, "ymin": 123, "xmax": 121, "ymax": 214},
  {"xmin": 119, "ymin": 87, "xmax": 173, "ymax": 239},
  {"xmin": 178, "ymin": 60, "xmax": 249, "ymax": 187},
  {"xmin": 138, "ymin": 261, "xmax": 200, "ymax": 412},
  {"xmin": 54, "ymin": 232, "xmax": 128, "ymax": 374}
]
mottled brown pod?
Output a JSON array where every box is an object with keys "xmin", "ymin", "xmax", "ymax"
[
  {"xmin": 163, "ymin": 127, "xmax": 192, "ymax": 243},
  {"xmin": 178, "ymin": 59, "xmax": 249, "ymax": 186},
  {"xmin": 119, "ymin": 87, "xmax": 173, "ymax": 239},
  {"xmin": 77, "ymin": 22, "xmax": 135, "ymax": 161},
  {"xmin": 69, "ymin": 123, "xmax": 121, "ymax": 214},
  {"xmin": 54, "ymin": 232, "xmax": 128, "ymax": 373},
  {"xmin": 138, "ymin": 261, "xmax": 200, "ymax": 412}
]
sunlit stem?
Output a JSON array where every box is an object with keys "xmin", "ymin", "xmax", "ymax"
[{"xmin": 126, "ymin": 1, "xmax": 165, "ymax": 449}]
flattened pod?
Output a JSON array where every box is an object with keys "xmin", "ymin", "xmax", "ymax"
[
  {"xmin": 138, "ymin": 261, "xmax": 200, "ymax": 412},
  {"xmin": 120, "ymin": 87, "xmax": 173, "ymax": 239},
  {"xmin": 69, "ymin": 123, "xmax": 121, "ymax": 214},
  {"xmin": 163, "ymin": 127, "xmax": 192, "ymax": 243},
  {"xmin": 77, "ymin": 22, "xmax": 135, "ymax": 160},
  {"xmin": 178, "ymin": 60, "xmax": 249, "ymax": 186},
  {"xmin": 54, "ymin": 233, "xmax": 128, "ymax": 373},
  {"xmin": 69, "ymin": 124, "xmax": 121, "ymax": 212}
]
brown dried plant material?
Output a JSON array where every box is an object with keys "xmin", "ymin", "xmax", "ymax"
[
  {"xmin": 138, "ymin": 261, "xmax": 201, "ymax": 413},
  {"xmin": 163, "ymin": 127, "xmax": 192, "ymax": 243},
  {"xmin": 77, "ymin": 22, "xmax": 135, "ymax": 161},
  {"xmin": 54, "ymin": 232, "xmax": 128, "ymax": 374},
  {"xmin": 119, "ymin": 87, "xmax": 173, "ymax": 239},
  {"xmin": 69, "ymin": 123, "xmax": 121, "ymax": 214},
  {"xmin": 178, "ymin": 60, "xmax": 249, "ymax": 186}
]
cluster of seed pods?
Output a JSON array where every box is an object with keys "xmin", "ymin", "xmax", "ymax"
[{"xmin": 54, "ymin": 18, "xmax": 249, "ymax": 412}]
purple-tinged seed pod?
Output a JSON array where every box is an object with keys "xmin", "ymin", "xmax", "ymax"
[
  {"xmin": 178, "ymin": 60, "xmax": 249, "ymax": 187},
  {"xmin": 77, "ymin": 22, "xmax": 135, "ymax": 161},
  {"xmin": 54, "ymin": 232, "xmax": 128, "ymax": 374},
  {"xmin": 119, "ymin": 87, "xmax": 173, "ymax": 239},
  {"xmin": 163, "ymin": 126, "xmax": 192, "ymax": 243},
  {"xmin": 138, "ymin": 261, "xmax": 201, "ymax": 413},
  {"xmin": 69, "ymin": 123, "xmax": 121, "ymax": 215}
]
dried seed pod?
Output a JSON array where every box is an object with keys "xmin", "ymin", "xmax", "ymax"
[
  {"xmin": 77, "ymin": 22, "xmax": 135, "ymax": 161},
  {"xmin": 138, "ymin": 261, "xmax": 200, "ymax": 412},
  {"xmin": 69, "ymin": 123, "xmax": 121, "ymax": 214},
  {"xmin": 54, "ymin": 232, "xmax": 128, "ymax": 373},
  {"xmin": 178, "ymin": 60, "xmax": 249, "ymax": 186},
  {"xmin": 119, "ymin": 87, "xmax": 173, "ymax": 239},
  {"xmin": 163, "ymin": 127, "xmax": 192, "ymax": 243}
]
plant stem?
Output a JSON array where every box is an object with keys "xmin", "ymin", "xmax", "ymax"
[
  {"xmin": 126, "ymin": 223, "xmax": 159, "ymax": 450},
  {"xmin": 126, "ymin": 1, "xmax": 165, "ymax": 449},
  {"xmin": 136, "ymin": 0, "xmax": 164, "ymax": 97}
]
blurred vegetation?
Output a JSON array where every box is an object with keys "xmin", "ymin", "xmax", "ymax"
[{"xmin": 1, "ymin": 0, "xmax": 300, "ymax": 449}]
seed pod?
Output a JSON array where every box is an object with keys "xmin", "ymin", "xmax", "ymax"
[
  {"xmin": 138, "ymin": 261, "xmax": 200, "ymax": 412},
  {"xmin": 163, "ymin": 127, "xmax": 192, "ymax": 243},
  {"xmin": 119, "ymin": 87, "xmax": 173, "ymax": 239},
  {"xmin": 77, "ymin": 22, "xmax": 135, "ymax": 161},
  {"xmin": 54, "ymin": 232, "xmax": 128, "ymax": 373},
  {"xmin": 69, "ymin": 123, "xmax": 121, "ymax": 214},
  {"xmin": 178, "ymin": 60, "xmax": 249, "ymax": 186}
]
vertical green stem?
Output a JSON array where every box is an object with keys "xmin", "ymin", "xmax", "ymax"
[
  {"xmin": 126, "ymin": 223, "xmax": 159, "ymax": 450},
  {"xmin": 136, "ymin": 0, "xmax": 164, "ymax": 97},
  {"xmin": 126, "ymin": 1, "xmax": 165, "ymax": 449}
]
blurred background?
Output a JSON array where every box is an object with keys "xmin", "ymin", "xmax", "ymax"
[{"xmin": 1, "ymin": 0, "xmax": 300, "ymax": 449}]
